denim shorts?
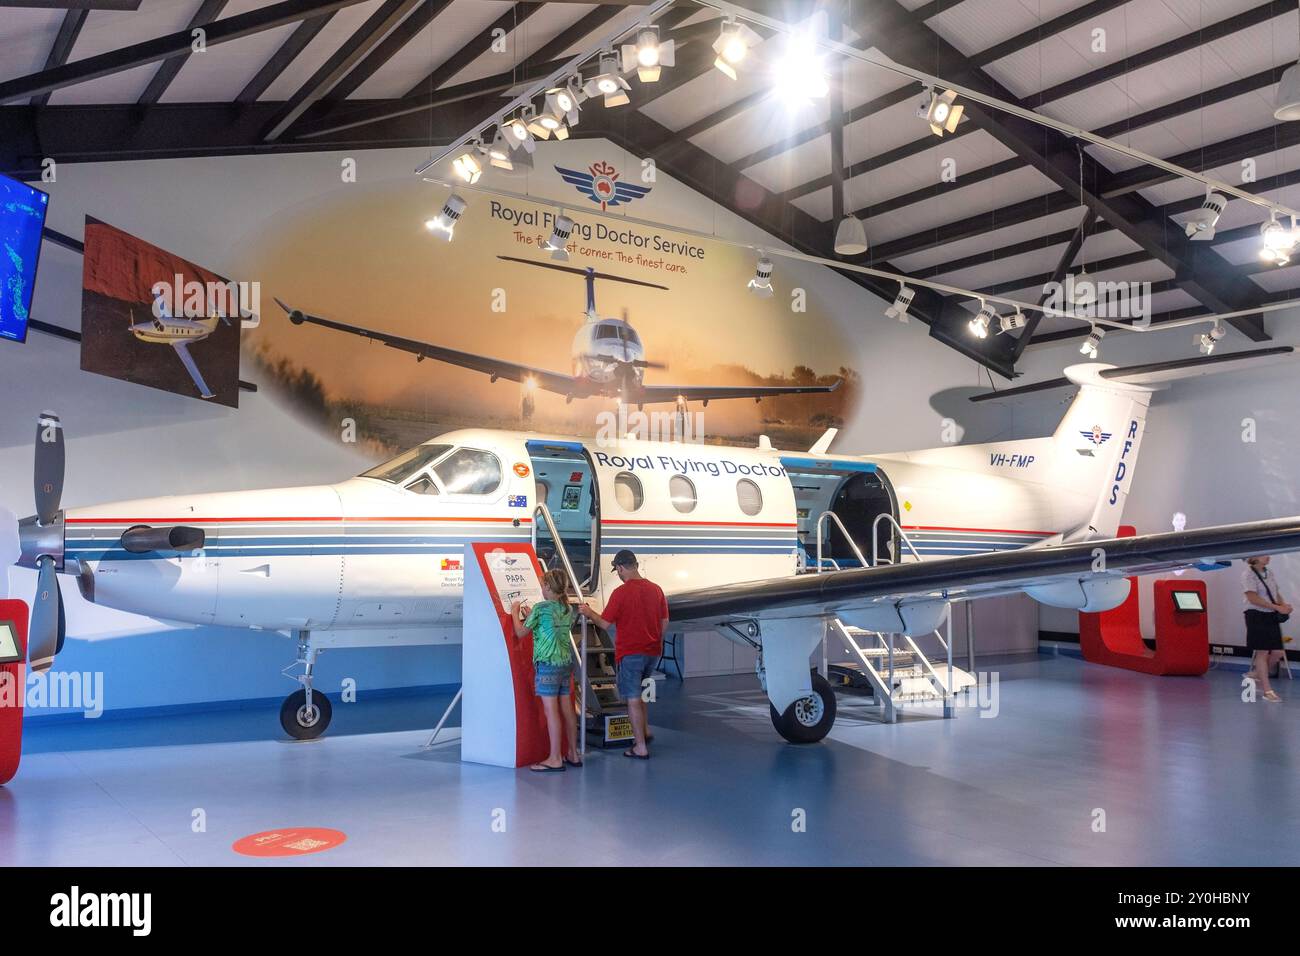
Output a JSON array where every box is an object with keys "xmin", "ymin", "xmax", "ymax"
[
  {"xmin": 616, "ymin": 654, "xmax": 659, "ymax": 701},
  {"xmin": 534, "ymin": 661, "xmax": 572, "ymax": 697}
]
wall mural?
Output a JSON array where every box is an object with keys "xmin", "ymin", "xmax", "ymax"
[{"xmin": 237, "ymin": 151, "xmax": 858, "ymax": 456}]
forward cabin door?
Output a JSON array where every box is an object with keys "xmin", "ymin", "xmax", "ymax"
[{"xmin": 525, "ymin": 440, "xmax": 600, "ymax": 595}]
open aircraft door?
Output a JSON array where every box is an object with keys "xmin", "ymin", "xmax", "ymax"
[
  {"xmin": 525, "ymin": 440, "xmax": 601, "ymax": 594},
  {"xmin": 780, "ymin": 456, "xmax": 899, "ymax": 570}
]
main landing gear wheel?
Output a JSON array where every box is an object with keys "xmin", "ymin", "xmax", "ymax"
[
  {"xmin": 770, "ymin": 672, "xmax": 837, "ymax": 744},
  {"xmin": 281, "ymin": 689, "xmax": 332, "ymax": 740}
]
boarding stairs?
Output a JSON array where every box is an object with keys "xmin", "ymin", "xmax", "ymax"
[{"xmin": 815, "ymin": 511, "xmax": 975, "ymax": 722}]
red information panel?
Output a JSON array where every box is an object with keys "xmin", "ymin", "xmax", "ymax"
[
  {"xmin": 0, "ymin": 600, "xmax": 29, "ymax": 786},
  {"xmin": 232, "ymin": 828, "xmax": 348, "ymax": 857}
]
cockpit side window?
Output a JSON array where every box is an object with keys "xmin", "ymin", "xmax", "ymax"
[
  {"xmin": 432, "ymin": 448, "xmax": 502, "ymax": 495},
  {"xmin": 404, "ymin": 474, "xmax": 440, "ymax": 495},
  {"xmin": 360, "ymin": 444, "xmax": 451, "ymax": 484}
]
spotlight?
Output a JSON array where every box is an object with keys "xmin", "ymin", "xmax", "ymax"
[
  {"xmin": 1259, "ymin": 213, "xmax": 1297, "ymax": 265},
  {"xmin": 486, "ymin": 130, "xmax": 514, "ymax": 170},
  {"xmin": 583, "ymin": 54, "xmax": 631, "ymax": 107},
  {"xmin": 504, "ymin": 111, "xmax": 537, "ymax": 153},
  {"xmin": 919, "ymin": 88, "xmax": 963, "ymax": 137},
  {"xmin": 1196, "ymin": 322, "xmax": 1227, "ymax": 355},
  {"xmin": 999, "ymin": 309, "xmax": 1027, "ymax": 333},
  {"xmin": 833, "ymin": 215, "xmax": 868, "ymax": 256},
  {"xmin": 527, "ymin": 108, "xmax": 562, "ymax": 140},
  {"xmin": 451, "ymin": 147, "xmax": 482, "ymax": 184},
  {"xmin": 544, "ymin": 81, "xmax": 582, "ymax": 126},
  {"xmin": 747, "ymin": 253, "xmax": 774, "ymax": 297},
  {"xmin": 885, "ymin": 285, "xmax": 914, "ymax": 321},
  {"xmin": 1184, "ymin": 191, "xmax": 1227, "ymax": 240},
  {"xmin": 622, "ymin": 26, "xmax": 674, "ymax": 83},
  {"xmin": 425, "ymin": 193, "xmax": 466, "ymax": 240},
  {"xmin": 969, "ymin": 301, "xmax": 996, "ymax": 339},
  {"xmin": 1079, "ymin": 325, "xmax": 1104, "ymax": 359},
  {"xmin": 773, "ymin": 35, "xmax": 828, "ymax": 104},
  {"xmin": 713, "ymin": 17, "xmax": 761, "ymax": 80},
  {"xmin": 544, "ymin": 214, "xmax": 574, "ymax": 261}
]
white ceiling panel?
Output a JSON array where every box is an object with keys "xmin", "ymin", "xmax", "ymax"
[
  {"xmin": 745, "ymin": 130, "xmax": 831, "ymax": 195},
  {"xmin": 1249, "ymin": 261, "xmax": 1300, "ymax": 292},
  {"xmin": 438, "ymin": 2, "xmax": 594, "ymax": 88},
  {"xmin": 864, "ymin": 167, "xmax": 1059, "ymax": 245},
  {"xmin": 257, "ymin": 0, "xmax": 387, "ymax": 100},
  {"xmin": 927, "ymin": 0, "xmax": 1087, "ymax": 60},
  {"xmin": 1139, "ymin": 143, "xmax": 1300, "ymax": 208},
  {"xmin": 888, "ymin": 205, "xmax": 1090, "ymax": 273},
  {"xmin": 50, "ymin": 0, "xmax": 203, "ymax": 105},
  {"xmin": 162, "ymin": 0, "xmax": 295, "ymax": 103},
  {"xmin": 348, "ymin": 0, "xmax": 504, "ymax": 99},
  {"xmin": 0, "ymin": 8, "xmax": 65, "ymax": 85}
]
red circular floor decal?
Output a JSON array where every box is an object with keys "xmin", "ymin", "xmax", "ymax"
[{"xmin": 232, "ymin": 828, "xmax": 347, "ymax": 857}]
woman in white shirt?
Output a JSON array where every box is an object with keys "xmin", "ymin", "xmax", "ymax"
[{"xmin": 1243, "ymin": 556, "xmax": 1292, "ymax": 702}]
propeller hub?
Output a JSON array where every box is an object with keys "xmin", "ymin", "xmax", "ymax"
[{"xmin": 18, "ymin": 513, "xmax": 64, "ymax": 571}]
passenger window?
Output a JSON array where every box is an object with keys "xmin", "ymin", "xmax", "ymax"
[
  {"xmin": 433, "ymin": 448, "xmax": 502, "ymax": 495},
  {"xmin": 614, "ymin": 472, "xmax": 643, "ymax": 511},
  {"xmin": 404, "ymin": 474, "xmax": 439, "ymax": 496},
  {"xmin": 736, "ymin": 478, "xmax": 763, "ymax": 516},
  {"xmin": 669, "ymin": 475, "xmax": 697, "ymax": 514}
]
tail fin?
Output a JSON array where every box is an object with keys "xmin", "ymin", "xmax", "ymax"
[{"xmin": 1048, "ymin": 363, "xmax": 1156, "ymax": 542}]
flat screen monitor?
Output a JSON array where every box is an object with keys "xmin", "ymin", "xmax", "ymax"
[
  {"xmin": 1172, "ymin": 590, "xmax": 1205, "ymax": 612},
  {"xmin": 0, "ymin": 622, "xmax": 21, "ymax": 664},
  {"xmin": 0, "ymin": 172, "xmax": 49, "ymax": 344}
]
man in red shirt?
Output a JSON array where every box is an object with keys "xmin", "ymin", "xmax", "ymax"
[{"xmin": 579, "ymin": 549, "xmax": 668, "ymax": 759}]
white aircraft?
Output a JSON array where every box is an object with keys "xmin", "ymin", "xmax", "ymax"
[
  {"xmin": 127, "ymin": 295, "xmax": 229, "ymax": 400},
  {"xmin": 275, "ymin": 255, "xmax": 839, "ymax": 419},
  {"xmin": 10, "ymin": 347, "xmax": 1300, "ymax": 743}
]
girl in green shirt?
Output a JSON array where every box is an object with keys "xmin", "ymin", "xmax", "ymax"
[{"xmin": 511, "ymin": 569, "xmax": 580, "ymax": 771}]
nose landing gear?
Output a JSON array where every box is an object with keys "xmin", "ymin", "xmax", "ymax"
[{"xmin": 280, "ymin": 631, "xmax": 332, "ymax": 740}]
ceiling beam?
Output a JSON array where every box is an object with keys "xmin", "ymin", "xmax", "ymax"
[
  {"xmin": 403, "ymin": 2, "xmax": 546, "ymax": 100},
  {"xmin": 320, "ymin": 0, "xmax": 457, "ymax": 103},
  {"xmin": 236, "ymin": 12, "xmax": 337, "ymax": 103},
  {"xmin": 30, "ymin": 7, "xmax": 87, "ymax": 107},
  {"xmin": 968, "ymin": 0, "xmax": 1130, "ymax": 70},
  {"xmin": 0, "ymin": 0, "xmax": 138, "ymax": 8},
  {"xmin": 138, "ymin": 0, "xmax": 230, "ymax": 106},
  {"xmin": 1011, "ymin": 208, "xmax": 1097, "ymax": 361},
  {"xmin": 0, "ymin": 0, "xmax": 375, "ymax": 104},
  {"xmin": 832, "ymin": 0, "xmax": 1269, "ymax": 343},
  {"xmin": 263, "ymin": 0, "xmax": 427, "ymax": 141}
]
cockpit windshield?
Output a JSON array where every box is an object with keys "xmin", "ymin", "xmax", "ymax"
[{"xmin": 359, "ymin": 444, "xmax": 451, "ymax": 484}]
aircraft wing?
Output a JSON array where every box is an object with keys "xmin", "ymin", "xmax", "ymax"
[
  {"xmin": 665, "ymin": 516, "xmax": 1300, "ymax": 625},
  {"xmin": 275, "ymin": 299, "xmax": 579, "ymax": 396},
  {"xmin": 635, "ymin": 379, "xmax": 841, "ymax": 405},
  {"xmin": 171, "ymin": 341, "xmax": 215, "ymax": 399}
]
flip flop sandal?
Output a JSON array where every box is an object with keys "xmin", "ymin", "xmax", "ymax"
[
  {"xmin": 623, "ymin": 750, "xmax": 650, "ymax": 760},
  {"xmin": 530, "ymin": 763, "xmax": 566, "ymax": 772},
  {"xmin": 564, "ymin": 758, "xmax": 583, "ymax": 768}
]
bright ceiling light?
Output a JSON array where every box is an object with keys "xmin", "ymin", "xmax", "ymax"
[
  {"xmin": 504, "ymin": 111, "xmax": 536, "ymax": 153},
  {"xmin": 713, "ymin": 18, "xmax": 761, "ymax": 80},
  {"xmin": 583, "ymin": 54, "xmax": 631, "ymax": 107},
  {"xmin": 486, "ymin": 130, "xmax": 513, "ymax": 170},
  {"xmin": 969, "ymin": 301, "xmax": 996, "ymax": 339},
  {"xmin": 1079, "ymin": 325, "xmax": 1104, "ymax": 359},
  {"xmin": 622, "ymin": 26, "xmax": 674, "ymax": 83},
  {"xmin": 833, "ymin": 215, "xmax": 868, "ymax": 256},
  {"xmin": 544, "ymin": 214, "xmax": 574, "ymax": 261},
  {"xmin": 544, "ymin": 80, "xmax": 582, "ymax": 126},
  {"xmin": 1196, "ymin": 322, "xmax": 1226, "ymax": 355},
  {"xmin": 1259, "ymin": 213, "xmax": 1297, "ymax": 265},
  {"xmin": 425, "ymin": 193, "xmax": 466, "ymax": 241},
  {"xmin": 885, "ymin": 285, "xmax": 914, "ymax": 321},
  {"xmin": 773, "ymin": 35, "xmax": 828, "ymax": 104},
  {"xmin": 747, "ymin": 253, "xmax": 774, "ymax": 297},
  {"xmin": 1184, "ymin": 191, "xmax": 1227, "ymax": 240},
  {"xmin": 920, "ymin": 88, "xmax": 963, "ymax": 137},
  {"xmin": 451, "ymin": 148, "xmax": 482, "ymax": 184}
]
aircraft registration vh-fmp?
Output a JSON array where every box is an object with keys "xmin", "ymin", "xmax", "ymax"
[{"xmin": 10, "ymin": 346, "xmax": 1300, "ymax": 743}]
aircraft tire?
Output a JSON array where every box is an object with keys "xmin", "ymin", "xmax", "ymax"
[
  {"xmin": 769, "ymin": 672, "xmax": 837, "ymax": 744},
  {"xmin": 280, "ymin": 689, "xmax": 332, "ymax": 740}
]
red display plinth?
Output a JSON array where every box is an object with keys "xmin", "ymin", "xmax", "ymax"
[
  {"xmin": 0, "ymin": 599, "xmax": 29, "ymax": 786},
  {"xmin": 1078, "ymin": 526, "xmax": 1209, "ymax": 676}
]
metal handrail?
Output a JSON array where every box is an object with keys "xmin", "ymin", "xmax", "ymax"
[
  {"xmin": 815, "ymin": 510, "xmax": 868, "ymax": 573},
  {"xmin": 872, "ymin": 512, "xmax": 923, "ymax": 567},
  {"xmin": 533, "ymin": 503, "xmax": 588, "ymax": 757}
]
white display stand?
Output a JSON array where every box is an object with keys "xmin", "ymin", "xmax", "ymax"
[{"xmin": 459, "ymin": 542, "xmax": 551, "ymax": 768}]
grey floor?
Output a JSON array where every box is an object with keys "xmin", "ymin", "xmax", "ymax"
[{"xmin": 2, "ymin": 652, "xmax": 1295, "ymax": 866}]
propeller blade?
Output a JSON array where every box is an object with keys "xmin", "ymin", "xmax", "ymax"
[
  {"xmin": 34, "ymin": 411, "xmax": 64, "ymax": 526},
  {"xmin": 30, "ymin": 557, "xmax": 59, "ymax": 672},
  {"xmin": 56, "ymin": 583, "xmax": 66, "ymax": 656}
]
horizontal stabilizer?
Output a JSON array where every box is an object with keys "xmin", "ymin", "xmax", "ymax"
[
  {"xmin": 808, "ymin": 428, "xmax": 838, "ymax": 454},
  {"xmin": 971, "ymin": 347, "xmax": 1295, "ymax": 403}
]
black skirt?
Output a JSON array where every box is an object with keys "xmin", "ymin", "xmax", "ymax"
[{"xmin": 1245, "ymin": 609, "xmax": 1284, "ymax": 651}]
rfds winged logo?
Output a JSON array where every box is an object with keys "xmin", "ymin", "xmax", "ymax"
[
  {"xmin": 555, "ymin": 161, "xmax": 652, "ymax": 210},
  {"xmin": 1080, "ymin": 424, "xmax": 1113, "ymax": 445}
]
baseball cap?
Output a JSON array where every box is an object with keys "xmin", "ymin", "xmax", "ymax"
[{"xmin": 611, "ymin": 549, "xmax": 638, "ymax": 570}]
